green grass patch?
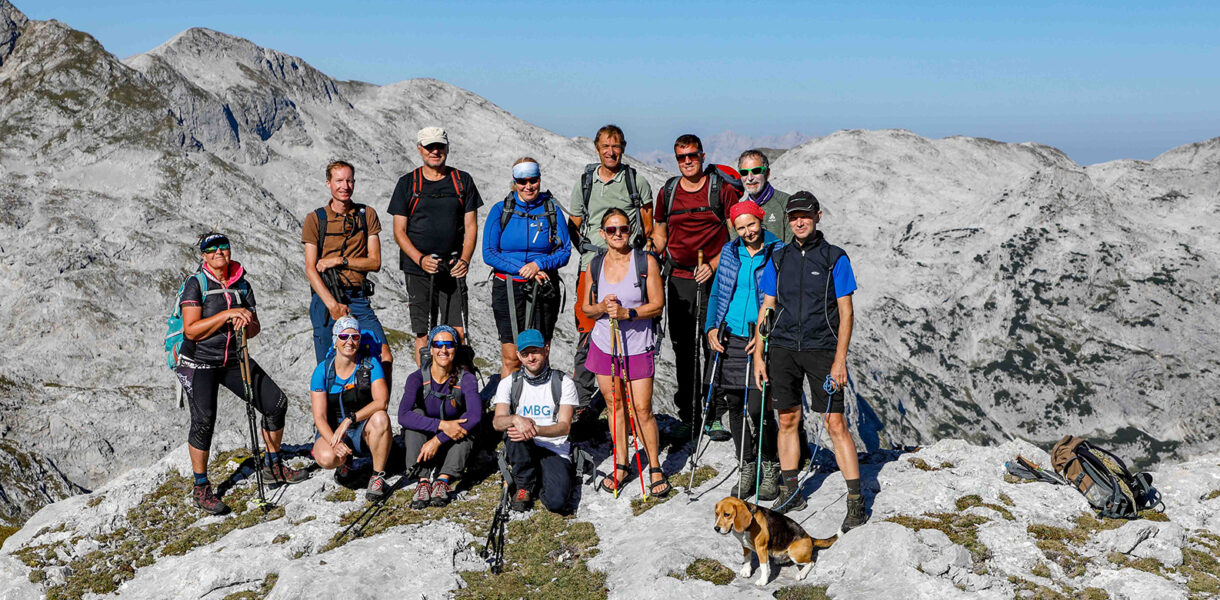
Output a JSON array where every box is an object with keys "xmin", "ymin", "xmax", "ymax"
[
  {"xmin": 1004, "ymin": 473, "xmax": 1035, "ymax": 484},
  {"xmin": 324, "ymin": 473, "xmax": 505, "ymax": 552},
  {"xmin": 11, "ymin": 450, "xmax": 283, "ymax": 599},
  {"xmin": 1182, "ymin": 538, "xmax": 1220, "ymax": 599},
  {"xmin": 383, "ymin": 328, "xmax": 413, "ymax": 351},
  {"xmin": 220, "ymin": 572, "xmax": 278, "ymax": 600},
  {"xmin": 999, "ymin": 493, "xmax": 1015, "ymax": 507},
  {"xmin": 631, "ymin": 466, "xmax": 717, "ymax": 516},
  {"xmin": 455, "ymin": 510, "xmax": 605, "ymax": 599},
  {"xmin": 0, "ymin": 525, "xmax": 18, "ymax": 548},
  {"xmin": 86, "ymin": 496, "xmax": 103, "ymax": 508},
  {"xmin": 1031, "ymin": 562, "xmax": 1052, "ymax": 578},
  {"xmin": 669, "ymin": 558, "xmax": 734, "ymax": 585},
  {"xmin": 907, "ymin": 457, "xmax": 939, "ymax": 471},
  {"xmin": 939, "ymin": 461, "xmax": 955, "ymax": 469},
  {"xmin": 324, "ymin": 487, "xmax": 356, "ymax": 503},
  {"xmin": 1025, "ymin": 515, "xmax": 1123, "ymax": 579},
  {"xmin": 1206, "ymin": 490, "xmax": 1220, "ymax": 501},
  {"xmin": 773, "ymin": 585, "xmax": 831, "ymax": 599},
  {"xmin": 1139, "ymin": 509, "xmax": 1170, "ymax": 522},
  {"xmin": 1007, "ymin": 575, "xmax": 1108, "ymax": 599},
  {"xmin": 955, "ymin": 494, "xmax": 1014, "ymax": 520},
  {"xmin": 887, "ymin": 512, "xmax": 991, "ymax": 562}
]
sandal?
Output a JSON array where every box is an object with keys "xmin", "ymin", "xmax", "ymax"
[
  {"xmin": 598, "ymin": 464, "xmax": 632, "ymax": 494},
  {"xmin": 648, "ymin": 467, "xmax": 673, "ymax": 498}
]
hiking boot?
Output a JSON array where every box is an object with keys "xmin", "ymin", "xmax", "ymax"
[
  {"xmin": 758, "ymin": 461, "xmax": 781, "ymax": 502},
  {"xmin": 192, "ymin": 483, "xmax": 230, "ymax": 515},
  {"xmin": 429, "ymin": 479, "xmax": 453, "ymax": 507},
  {"xmin": 261, "ymin": 459, "xmax": 309, "ymax": 484},
  {"xmin": 840, "ymin": 493, "xmax": 867, "ymax": 534},
  {"xmin": 511, "ymin": 488, "xmax": 532, "ymax": 512},
  {"xmin": 772, "ymin": 483, "xmax": 807, "ymax": 515},
  {"xmin": 334, "ymin": 460, "xmax": 357, "ymax": 487},
  {"xmin": 731, "ymin": 461, "xmax": 757, "ymax": 498},
  {"xmin": 366, "ymin": 474, "xmax": 389, "ymax": 502},
  {"xmin": 410, "ymin": 480, "xmax": 432, "ymax": 509},
  {"xmin": 706, "ymin": 420, "xmax": 731, "ymax": 442}
]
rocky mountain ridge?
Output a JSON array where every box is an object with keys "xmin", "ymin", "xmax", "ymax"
[{"xmin": 0, "ymin": 0, "xmax": 1217, "ymax": 531}]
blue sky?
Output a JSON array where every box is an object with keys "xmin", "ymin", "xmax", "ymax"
[{"xmin": 26, "ymin": 1, "xmax": 1220, "ymax": 165}]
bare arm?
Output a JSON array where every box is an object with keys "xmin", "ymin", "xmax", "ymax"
[
  {"xmin": 311, "ymin": 390, "xmax": 335, "ymax": 438},
  {"xmin": 580, "ymin": 266, "xmax": 609, "ymax": 319},
  {"xmin": 182, "ymin": 305, "xmax": 248, "ymax": 341},
  {"xmin": 650, "ymin": 221, "xmax": 668, "ymax": 258},
  {"xmin": 535, "ymin": 404, "xmax": 574, "ymax": 437},
  {"xmin": 635, "ymin": 254, "xmax": 665, "ymax": 319},
  {"xmin": 450, "ymin": 210, "xmax": 478, "ymax": 278},
  {"xmin": 830, "ymin": 295, "xmax": 854, "ymax": 387},
  {"xmin": 492, "ymin": 401, "xmax": 515, "ymax": 432}
]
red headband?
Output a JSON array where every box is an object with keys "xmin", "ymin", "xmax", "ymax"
[{"xmin": 729, "ymin": 201, "xmax": 765, "ymax": 223}]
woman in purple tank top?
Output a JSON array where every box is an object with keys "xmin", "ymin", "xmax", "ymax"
[{"xmin": 580, "ymin": 209, "xmax": 671, "ymax": 497}]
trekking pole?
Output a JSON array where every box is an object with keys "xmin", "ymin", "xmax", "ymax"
[
  {"xmin": 737, "ymin": 323, "xmax": 756, "ymax": 496},
  {"xmin": 604, "ymin": 325, "xmax": 622, "ymax": 498},
  {"xmin": 481, "ymin": 451, "xmax": 514, "ymax": 574},
  {"xmin": 752, "ymin": 309, "xmax": 774, "ymax": 506},
  {"xmin": 337, "ymin": 462, "xmax": 422, "ymax": 542},
  {"xmin": 612, "ymin": 318, "xmax": 648, "ymax": 497},
  {"xmin": 686, "ymin": 327, "xmax": 728, "ymax": 496},
  {"xmin": 691, "ymin": 250, "xmax": 704, "ymax": 437},
  {"xmin": 236, "ymin": 327, "xmax": 270, "ymax": 513}
]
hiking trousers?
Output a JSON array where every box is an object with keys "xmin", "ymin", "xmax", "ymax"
[
  {"xmin": 504, "ymin": 439, "xmax": 573, "ymax": 513},
  {"xmin": 175, "ymin": 358, "xmax": 288, "ymax": 451},
  {"xmin": 667, "ymin": 276, "xmax": 710, "ymax": 425},
  {"xmin": 402, "ymin": 423, "xmax": 473, "ymax": 478}
]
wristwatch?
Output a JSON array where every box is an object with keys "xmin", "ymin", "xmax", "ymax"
[
  {"xmin": 341, "ymin": 257, "xmax": 349, "ymax": 267},
  {"xmin": 628, "ymin": 308, "xmax": 638, "ymax": 320}
]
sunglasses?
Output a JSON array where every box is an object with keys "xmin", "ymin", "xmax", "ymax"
[
  {"xmin": 602, "ymin": 225, "xmax": 630, "ymax": 237},
  {"xmin": 675, "ymin": 151, "xmax": 702, "ymax": 163},
  {"xmin": 738, "ymin": 166, "xmax": 768, "ymax": 176},
  {"xmin": 430, "ymin": 340, "xmax": 456, "ymax": 350},
  {"xmin": 421, "ymin": 143, "xmax": 448, "ymax": 154},
  {"xmin": 202, "ymin": 243, "xmax": 231, "ymax": 253},
  {"xmin": 337, "ymin": 332, "xmax": 361, "ymax": 342},
  {"xmin": 514, "ymin": 177, "xmax": 540, "ymax": 186}
]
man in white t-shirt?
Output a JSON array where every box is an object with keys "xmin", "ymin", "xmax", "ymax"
[{"xmin": 492, "ymin": 329, "xmax": 579, "ymax": 513}]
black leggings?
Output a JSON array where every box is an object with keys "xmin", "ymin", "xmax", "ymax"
[
  {"xmin": 175, "ymin": 359, "xmax": 288, "ymax": 451},
  {"xmin": 711, "ymin": 387, "xmax": 778, "ymax": 463}
]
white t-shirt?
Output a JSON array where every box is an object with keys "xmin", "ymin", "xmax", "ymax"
[{"xmin": 493, "ymin": 371, "xmax": 579, "ymax": 459}]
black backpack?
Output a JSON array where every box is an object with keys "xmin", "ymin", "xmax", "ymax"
[
  {"xmin": 660, "ymin": 164, "xmax": 742, "ymax": 224},
  {"xmin": 498, "ymin": 192, "xmax": 560, "ymax": 249},
  {"xmin": 577, "ymin": 163, "xmax": 647, "ymax": 251},
  {"xmin": 403, "ymin": 167, "xmax": 465, "ymax": 221},
  {"xmin": 312, "ymin": 203, "xmax": 372, "ymax": 300}
]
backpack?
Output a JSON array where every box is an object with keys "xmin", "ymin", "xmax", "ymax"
[
  {"xmin": 313, "ymin": 203, "xmax": 369, "ymax": 251},
  {"xmin": 507, "ymin": 368, "xmax": 566, "ymax": 416},
  {"xmin": 1050, "ymin": 436, "xmax": 1163, "ymax": 519},
  {"xmin": 660, "ymin": 164, "xmax": 742, "ymax": 224},
  {"xmin": 404, "ymin": 167, "xmax": 464, "ymax": 221},
  {"xmin": 498, "ymin": 192, "xmax": 559, "ymax": 249},
  {"xmin": 321, "ymin": 354, "xmax": 377, "ymax": 421},
  {"xmin": 578, "ymin": 163, "xmax": 646, "ymax": 250},
  {"xmin": 588, "ymin": 247, "xmax": 662, "ymax": 352},
  {"xmin": 164, "ymin": 271, "xmax": 251, "ymax": 370}
]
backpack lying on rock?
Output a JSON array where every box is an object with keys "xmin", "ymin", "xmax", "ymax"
[{"xmin": 1049, "ymin": 436, "xmax": 1163, "ymax": 519}]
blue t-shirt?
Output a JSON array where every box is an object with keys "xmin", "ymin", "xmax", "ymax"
[
  {"xmin": 760, "ymin": 254, "xmax": 857, "ymax": 298},
  {"xmin": 310, "ymin": 358, "xmax": 386, "ymax": 394},
  {"xmin": 723, "ymin": 243, "xmax": 770, "ymax": 337}
]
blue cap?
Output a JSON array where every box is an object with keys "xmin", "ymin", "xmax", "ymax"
[{"xmin": 515, "ymin": 329, "xmax": 545, "ymax": 350}]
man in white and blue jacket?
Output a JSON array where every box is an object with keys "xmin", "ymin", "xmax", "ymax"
[
  {"xmin": 482, "ymin": 159, "xmax": 572, "ymax": 378},
  {"xmin": 703, "ymin": 201, "xmax": 785, "ymax": 501}
]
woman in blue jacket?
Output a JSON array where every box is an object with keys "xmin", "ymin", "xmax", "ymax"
[
  {"xmin": 482, "ymin": 157, "xmax": 572, "ymax": 377},
  {"xmin": 703, "ymin": 202, "xmax": 784, "ymax": 502}
]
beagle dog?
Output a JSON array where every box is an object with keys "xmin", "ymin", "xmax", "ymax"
[{"xmin": 713, "ymin": 496, "xmax": 836, "ymax": 586}]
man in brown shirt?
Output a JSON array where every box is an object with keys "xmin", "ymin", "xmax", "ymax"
[{"xmin": 303, "ymin": 160, "xmax": 393, "ymax": 387}]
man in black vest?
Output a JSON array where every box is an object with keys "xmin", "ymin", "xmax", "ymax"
[{"xmin": 752, "ymin": 193, "xmax": 865, "ymax": 533}]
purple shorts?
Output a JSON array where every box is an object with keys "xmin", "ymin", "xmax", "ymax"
[{"xmin": 586, "ymin": 341, "xmax": 655, "ymax": 379}]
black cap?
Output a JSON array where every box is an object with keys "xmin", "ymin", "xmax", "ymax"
[
  {"xmin": 785, "ymin": 191, "xmax": 820, "ymax": 214},
  {"xmin": 199, "ymin": 232, "xmax": 229, "ymax": 252}
]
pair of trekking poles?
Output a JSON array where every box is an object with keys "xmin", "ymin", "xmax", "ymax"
[{"xmin": 684, "ymin": 307, "xmax": 777, "ymax": 507}]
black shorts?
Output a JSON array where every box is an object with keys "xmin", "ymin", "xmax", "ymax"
[
  {"xmin": 404, "ymin": 272, "xmax": 466, "ymax": 336},
  {"xmin": 766, "ymin": 346, "xmax": 844, "ymax": 413},
  {"xmin": 491, "ymin": 274, "xmax": 560, "ymax": 345}
]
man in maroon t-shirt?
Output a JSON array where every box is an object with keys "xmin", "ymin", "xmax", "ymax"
[{"xmin": 651, "ymin": 134, "xmax": 741, "ymax": 441}]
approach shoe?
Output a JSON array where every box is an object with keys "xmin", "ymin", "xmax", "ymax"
[
  {"xmin": 192, "ymin": 483, "xmax": 230, "ymax": 516},
  {"xmin": 840, "ymin": 493, "xmax": 867, "ymax": 534},
  {"xmin": 731, "ymin": 461, "xmax": 757, "ymax": 498},
  {"xmin": 771, "ymin": 484, "xmax": 807, "ymax": 515},
  {"xmin": 262, "ymin": 459, "xmax": 309, "ymax": 484},
  {"xmin": 758, "ymin": 461, "xmax": 782, "ymax": 502},
  {"xmin": 333, "ymin": 460, "xmax": 357, "ymax": 487},
  {"xmin": 429, "ymin": 479, "xmax": 453, "ymax": 507},
  {"xmin": 410, "ymin": 480, "xmax": 432, "ymax": 510},
  {"xmin": 366, "ymin": 474, "xmax": 389, "ymax": 503},
  {"xmin": 511, "ymin": 488, "xmax": 532, "ymax": 512},
  {"xmin": 706, "ymin": 420, "xmax": 732, "ymax": 442}
]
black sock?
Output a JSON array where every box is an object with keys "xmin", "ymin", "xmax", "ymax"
[
  {"xmin": 846, "ymin": 478, "xmax": 862, "ymax": 496},
  {"xmin": 193, "ymin": 472, "xmax": 208, "ymax": 486},
  {"xmin": 782, "ymin": 469, "xmax": 799, "ymax": 490}
]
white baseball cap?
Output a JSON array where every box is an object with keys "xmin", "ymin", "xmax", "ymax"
[{"xmin": 417, "ymin": 126, "xmax": 448, "ymax": 146}]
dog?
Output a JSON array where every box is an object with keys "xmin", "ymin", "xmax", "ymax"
[{"xmin": 713, "ymin": 496, "xmax": 837, "ymax": 586}]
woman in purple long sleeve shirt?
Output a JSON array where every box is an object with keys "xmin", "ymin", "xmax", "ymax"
[{"xmin": 398, "ymin": 326, "xmax": 481, "ymax": 508}]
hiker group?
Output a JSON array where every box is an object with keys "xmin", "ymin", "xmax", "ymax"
[{"xmin": 166, "ymin": 123, "xmax": 866, "ymax": 534}]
